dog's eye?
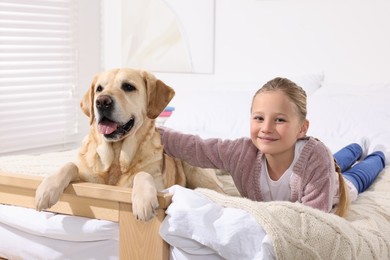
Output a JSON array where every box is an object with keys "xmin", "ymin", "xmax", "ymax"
[
  {"xmin": 96, "ymin": 85, "xmax": 103, "ymax": 92},
  {"xmin": 122, "ymin": 82, "xmax": 136, "ymax": 92}
]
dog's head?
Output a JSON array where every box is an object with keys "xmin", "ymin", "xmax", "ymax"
[{"xmin": 80, "ymin": 68, "xmax": 175, "ymax": 142}]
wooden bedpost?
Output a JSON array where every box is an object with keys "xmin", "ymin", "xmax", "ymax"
[{"xmin": 119, "ymin": 202, "xmax": 170, "ymax": 259}]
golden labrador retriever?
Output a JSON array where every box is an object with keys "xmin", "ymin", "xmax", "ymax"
[{"xmin": 35, "ymin": 68, "xmax": 224, "ymax": 221}]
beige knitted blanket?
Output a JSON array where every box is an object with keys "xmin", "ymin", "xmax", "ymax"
[{"xmin": 198, "ymin": 166, "xmax": 390, "ymax": 260}]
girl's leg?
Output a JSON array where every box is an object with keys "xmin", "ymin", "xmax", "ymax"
[
  {"xmin": 342, "ymin": 151, "xmax": 385, "ymax": 193},
  {"xmin": 333, "ymin": 143, "xmax": 363, "ymax": 172}
]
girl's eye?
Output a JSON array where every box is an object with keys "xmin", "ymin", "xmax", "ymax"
[
  {"xmin": 275, "ymin": 118, "xmax": 286, "ymax": 123},
  {"xmin": 253, "ymin": 116, "xmax": 264, "ymax": 121},
  {"xmin": 96, "ymin": 85, "xmax": 103, "ymax": 92}
]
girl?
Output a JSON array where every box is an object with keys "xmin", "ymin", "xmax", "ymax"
[{"xmin": 159, "ymin": 77, "xmax": 387, "ymax": 216}]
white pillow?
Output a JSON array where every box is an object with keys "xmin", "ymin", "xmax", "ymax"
[
  {"xmin": 165, "ymin": 88, "xmax": 252, "ymax": 139},
  {"xmin": 164, "ymin": 73, "xmax": 324, "ymax": 139},
  {"xmin": 256, "ymin": 72, "xmax": 324, "ymax": 96},
  {"xmin": 307, "ymin": 83, "xmax": 390, "ymax": 153}
]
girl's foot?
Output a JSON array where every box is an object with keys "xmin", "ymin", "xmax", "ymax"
[
  {"xmin": 359, "ymin": 137, "xmax": 370, "ymax": 160},
  {"xmin": 373, "ymin": 144, "xmax": 390, "ymax": 166}
]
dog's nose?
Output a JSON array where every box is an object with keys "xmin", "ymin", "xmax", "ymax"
[{"xmin": 96, "ymin": 95, "xmax": 113, "ymax": 109}]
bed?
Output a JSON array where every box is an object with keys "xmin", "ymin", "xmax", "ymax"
[
  {"xmin": 1, "ymin": 75, "xmax": 390, "ymax": 259},
  {"xmin": 0, "ymin": 149, "xmax": 172, "ymax": 259}
]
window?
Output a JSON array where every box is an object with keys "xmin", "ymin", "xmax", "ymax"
[{"xmin": 0, "ymin": 0, "xmax": 79, "ymax": 155}]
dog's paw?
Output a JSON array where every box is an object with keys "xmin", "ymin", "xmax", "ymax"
[
  {"xmin": 34, "ymin": 177, "xmax": 63, "ymax": 211},
  {"xmin": 131, "ymin": 190, "xmax": 159, "ymax": 222},
  {"xmin": 131, "ymin": 171, "xmax": 159, "ymax": 221}
]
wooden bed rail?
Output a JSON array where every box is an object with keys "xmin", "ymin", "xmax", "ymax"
[{"xmin": 0, "ymin": 172, "xmax": 172, "ymax": 260}]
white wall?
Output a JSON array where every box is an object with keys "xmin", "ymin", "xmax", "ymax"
[
  {"xmin": 213, "ymin": 0, "xmax": 390, "ymax": 85},
  {"xmin": 100, "ymin": 0, "xmax": 390, "ymax": 105},
  {"xmin": 76, "ymin": 1, "xmax": 102, "ymax": 138}
]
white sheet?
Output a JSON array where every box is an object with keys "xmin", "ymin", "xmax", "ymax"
[
  {"xmin": 0, "ymin": 205, "xmax": 119, "ymax": 260},
  {"xmin": 0, "ymin": 223, "xmax": 118, "ymax": 260},
  {"xmin": 160, "ymin": 185, "xmax": 275, "ymax": 260},
  {"xmin": 0, "ymin": 205, "xmax": 118, "ymax": 241}
]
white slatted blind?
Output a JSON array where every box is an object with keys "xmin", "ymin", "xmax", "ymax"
[{"xmin": 0, "ymin": 0, "xmax": 79, "ymax": 155}]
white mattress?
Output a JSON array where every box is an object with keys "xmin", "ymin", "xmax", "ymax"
[{"xmin": 0, "ymin": 205, "xmax": 119, "ymax": 260}]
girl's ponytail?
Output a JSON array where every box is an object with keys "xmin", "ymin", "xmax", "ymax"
[{"xmin": 334, "ymin": 159, "xmax": 350, "ymax": 217}]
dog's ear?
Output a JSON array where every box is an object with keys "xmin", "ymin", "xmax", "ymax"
[
  {"xmin": 143, "ymin": 71, "xmax": 175, "ymax": 119},
  {"xmin": 80, "ymin": 75, "xmax": 98, "ymax": 125}
]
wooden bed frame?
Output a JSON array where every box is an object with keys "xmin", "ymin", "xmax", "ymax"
[{"xmin": 0, "ymin": 172, "xmax": 172, "ymax": 260}]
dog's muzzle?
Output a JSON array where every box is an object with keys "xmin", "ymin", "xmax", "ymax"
[
  {"xmin": 95, "ymin": 95, "xmax": 135, "ymax": 140},
  {"xmin": 98, "ymin": 117, "xmax": 135, "ymax": 140}
]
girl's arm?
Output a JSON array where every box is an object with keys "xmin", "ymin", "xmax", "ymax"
[{"xmin": 158, "ymin": 127, "xmax": 251, "ymax": 173}]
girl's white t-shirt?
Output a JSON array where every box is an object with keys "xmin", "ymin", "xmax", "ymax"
[{"xmin": 260, "ymin": 140, "xmax": 306, "ymax": 202}]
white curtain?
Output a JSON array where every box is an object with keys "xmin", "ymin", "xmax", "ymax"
[{"xmin": 0, "ymin": 0, "xmax": 79, "ymax": 155}]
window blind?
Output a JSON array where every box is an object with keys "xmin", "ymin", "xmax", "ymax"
[{"xmin": 0, "ymin": 0, "xmax": 79, "ymax": 155}]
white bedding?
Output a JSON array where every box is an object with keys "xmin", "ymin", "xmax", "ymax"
[
  {"xmin": 0, "ymin": 205, "xmax": 118, "ymax": 242},
  {"xmin": 0, "ymin": 206, "xmax": 119, "ymax": 260},
  {"xmin": 160, "ymin": 185, "xmax": 275, "ymax": 260},
  {"xmin": 307, "ymin": 82, "xmax": 390, "ymax": 152}
]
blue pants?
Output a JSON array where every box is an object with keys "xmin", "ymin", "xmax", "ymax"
[{"xmin": 334, "ymin": 143, "xmax": 385, "ymax": 193}]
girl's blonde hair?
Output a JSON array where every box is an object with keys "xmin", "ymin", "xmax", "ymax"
[
  {"xmin": 253, "ymin": 77, "xmax": 349, "ymax": 217},
  {"xmin": 334, "ymin": 160, "xmax": 350, "ymax": 217},
  {"xmin": 252, "ymin": 77, "xmax": 307, "ymax": 122}
]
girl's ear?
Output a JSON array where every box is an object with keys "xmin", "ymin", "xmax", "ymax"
[{"xmin": 298, "ymin": 119, "xmax": 309, "ymax": 138}]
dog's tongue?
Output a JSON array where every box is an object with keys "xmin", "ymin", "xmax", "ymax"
[{"xmin": 98, "ymin": 121, "xmax": 118, "ymax": 135}]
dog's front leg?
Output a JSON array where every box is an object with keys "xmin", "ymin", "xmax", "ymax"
[
  {"xmin": 35, "ymin": 162, "xmax": 79, "ymax": 211},
  {"xmin": 131, "ymin": 171, "xmax": 159, "ymax": 221}
]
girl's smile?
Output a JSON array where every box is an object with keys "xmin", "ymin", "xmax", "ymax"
[{"xmin": 257, "ymin": 136, "xmax": 278, "ymax": 142}]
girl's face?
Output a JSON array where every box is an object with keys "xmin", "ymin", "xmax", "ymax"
[{"xmin": 250, "ymin": 90, "xmax": 308, "ymax": 156}]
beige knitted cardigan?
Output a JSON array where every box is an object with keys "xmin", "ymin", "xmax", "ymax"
[{"xmin": 197, "ymin": 166, "xmax": 390, "ymax": 260}]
